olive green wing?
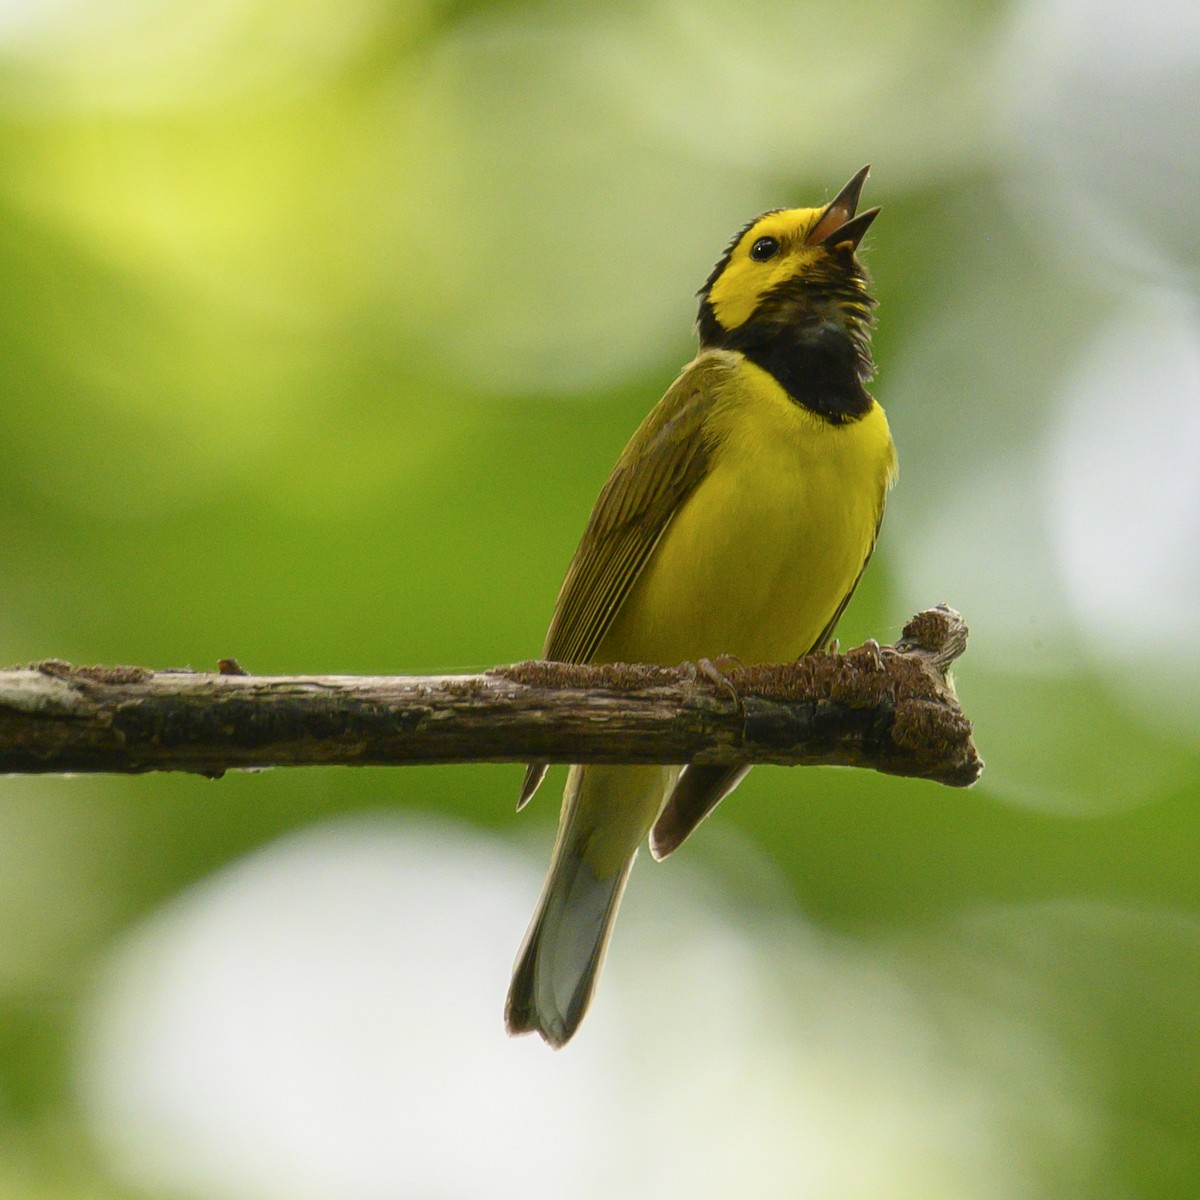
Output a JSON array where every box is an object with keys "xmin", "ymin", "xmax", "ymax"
[{"xmin": 517, "ymin": 351, "xmax": 738, "ymax": 808}]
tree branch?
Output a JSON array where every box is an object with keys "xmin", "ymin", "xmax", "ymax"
[{"xmin": 0, "ymin": 606, "xmax": 982, "ymax": 786}]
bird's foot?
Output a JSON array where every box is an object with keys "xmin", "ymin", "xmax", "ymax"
[
  {"xmin": 684, "ymin": 655, "xmax": 743, "ymax": 707},
  {"xmin": 860, "ymin": 638, "xmax": 885, "ymax": 671}
]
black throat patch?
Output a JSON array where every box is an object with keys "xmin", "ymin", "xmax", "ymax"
[
  {"xmin": 741, "ymin": 320, "xmax": 872, "ymax": 423},
  {"xmin": 696, "ymin": 262, "xmax": 877, "ymax": 425},
  {"xmin": 699, "ymin": 308, "xmax": 873, "ymax": 424}
]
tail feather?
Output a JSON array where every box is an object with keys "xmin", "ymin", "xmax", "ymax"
[
  {"xmin": 507, "ymin": 763, "xmax": 674, "ymax": 1047},
  {"xmin": 505, "ymin": 849, "xmax": 632, "ymax": 1048}
]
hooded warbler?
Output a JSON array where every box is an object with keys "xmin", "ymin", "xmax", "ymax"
[{"xmin": 507, "ymin": 167, "xmax": 897, "ymax": 1048}]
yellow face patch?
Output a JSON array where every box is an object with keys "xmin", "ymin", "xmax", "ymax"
[{"xmin": 706, "ymin": 208, "xmax": 826, "ymax": 332}]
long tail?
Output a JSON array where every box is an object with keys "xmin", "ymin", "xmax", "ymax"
[{"xmin": 506, "ymin": 763, "xmax": 675, "ymax": 1048}]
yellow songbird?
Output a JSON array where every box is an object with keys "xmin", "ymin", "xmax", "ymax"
[{"xmin": 506, "ymin": 167, "xmax": 898, "ymax": 1048}]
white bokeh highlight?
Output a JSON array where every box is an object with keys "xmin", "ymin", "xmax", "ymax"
[
  {"xmin": 1048, "ymin": 289, "xmax": 1200, "ymax": 731},
  {"xmin": 76, "ymin": 816, "xmax": 609, "ymax": 1200},
  {"xmin": 75, "ymin": 813, "xmax": 1092, "ymax": 1200},
  {"xmin": 998, "ymin": 0, "xmax": 1200, "ymax": 281}
]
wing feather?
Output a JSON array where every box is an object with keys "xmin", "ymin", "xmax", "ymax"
[
  {"xmin": 518, "ymin": 351, "xmax": 738, "ymax": 808},
  {"xmin": 541, "ymin": 352, "xmax": 737, "ymax": 665}
]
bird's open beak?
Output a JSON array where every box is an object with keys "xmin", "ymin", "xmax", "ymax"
[{"xmin": 806, "ymin": 164, "xmax": 880, "ymax": 250}]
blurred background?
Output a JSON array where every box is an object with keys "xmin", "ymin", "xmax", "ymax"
[{"xmin": 1, "ymin": 0, "xmax": 1198, "ymax": 1195}]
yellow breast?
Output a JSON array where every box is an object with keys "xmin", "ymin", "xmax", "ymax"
[{"xmin": 597, "ymin": 358, "xmax": 896, "ymax": 666}]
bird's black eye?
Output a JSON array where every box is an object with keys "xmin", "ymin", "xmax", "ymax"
[{"xmin": 749, "ymin": 236, "xmax": 780, "ymax": 261}]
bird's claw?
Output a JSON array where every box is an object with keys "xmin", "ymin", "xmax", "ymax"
[
  {"xmin": 861, "ymin": 638, "xmax": 885, "ymax": 671},
  {"xmin": 685, "ymin": 655, "xmax": 743, "ymax": 706}
]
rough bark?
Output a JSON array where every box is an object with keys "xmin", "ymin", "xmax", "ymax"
[{"xmin": 0, "ymin": 606, "xmax": 982, "ymax": 787}]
